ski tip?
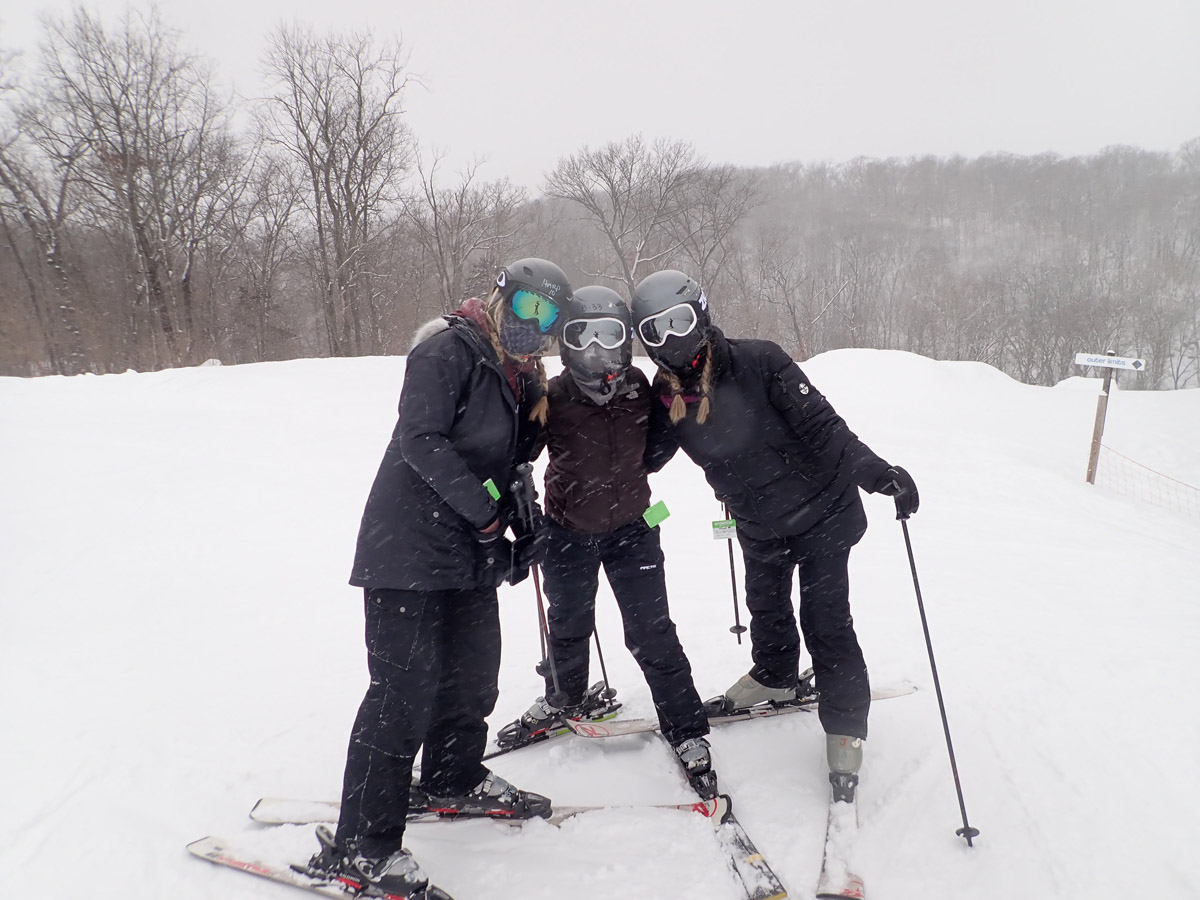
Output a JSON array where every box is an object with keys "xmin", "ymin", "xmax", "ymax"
[
  {"xmin": 186, "ymin": 836, "xmax": 229, "ymax": 860},
  {"xmin": 816, "ymin": 872, "xmax": 865, "ymax": 899}
]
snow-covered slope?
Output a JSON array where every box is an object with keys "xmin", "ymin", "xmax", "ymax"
[{"xmin": 2, "ymin": 350, "xmax": 1197, "ymax": 900}]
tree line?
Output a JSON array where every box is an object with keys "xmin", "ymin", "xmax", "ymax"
[{"xmin": 2, "ymin": 7, "xmax": 1198, "ymax": 388}]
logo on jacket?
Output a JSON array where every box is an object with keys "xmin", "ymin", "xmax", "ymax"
[{"xmin": 797, "ymin": 382, "xmax": 809, "ymax": 394}]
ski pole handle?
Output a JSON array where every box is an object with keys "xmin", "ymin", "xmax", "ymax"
[{"xmin": 511, "ymin": 462, "xmax": 538, "ymax": 533}]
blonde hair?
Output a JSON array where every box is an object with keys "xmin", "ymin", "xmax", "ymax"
[
  {"xmin": 662, "ymin": 344, "xmax": 715, "ymax": 425},
  {"xmin": 484, "ymin": 288, "xmax": 550, "ymax": 425}
]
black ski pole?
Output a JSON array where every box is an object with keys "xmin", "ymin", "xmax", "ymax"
[
  {"xmin": 724, "ymin": 505, "xmax": 747, "ymax": 643},
  {"xmin": 513, "ymin": 463, "xmax": 567, "ymax": 707},
  {"xmin": 591, "ymin": 623, "xmax": 617, "ymax": 700},
  {"xmin": 899, "ymin": 515, "xmax": 980, "ymax": 847}
]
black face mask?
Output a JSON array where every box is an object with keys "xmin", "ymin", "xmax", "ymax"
[{"xmin": 649, "ymin": 327, "xmax": 708, "ymax": 376}]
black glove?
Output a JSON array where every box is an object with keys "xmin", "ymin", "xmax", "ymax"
[
  {"xmin": 508, "ymin": 523, "xmax": 548, "ymax": 585},
  {"xmin": 514, "ymin": 528, "xmax": 547, "ymax": 569},
  {"xmin": 478, "ymin": 530, "xmax": 515, "ymax": 588},
  {"xmin": 870, "ymin": 465, "xmax": 919, "ymax": 520}
]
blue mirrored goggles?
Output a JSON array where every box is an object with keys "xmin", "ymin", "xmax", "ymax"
[{"xmin": 509, "ymin": 288, "xmax": 562, "ymax": 333}]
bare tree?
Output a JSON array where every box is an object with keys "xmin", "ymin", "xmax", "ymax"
[
  {"xmin": 0, "ymin": 45, "xmax": 94, "ymax": 374},
  {"xmin": 26, "ymin": 7, "xmax": 246, "ymax": 366},
  {"xmin": 222, "ymin": 152, "xmax": 301, "ymax": 358},
  {"xmin": 668, "ymin": 164, "xmax": 761, "ymax": 287},
  {"xmin": 404, "ymin": 152, "xmax": 525, "ymax": 312},
  {"xmin": 544, "ymin": 135, "xmax": 702, "ymax": 293},
  {"xmin": 260, "ymin": 25, "xmax": 413, "ymax": 356}
]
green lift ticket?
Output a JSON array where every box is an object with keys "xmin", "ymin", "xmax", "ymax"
[{"xmin": 643, "ymin": 500, "xmax": 670, "ymax": 528}]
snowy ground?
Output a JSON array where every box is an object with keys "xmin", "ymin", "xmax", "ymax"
[{"xmin": 2, "ymin": 349, "xmax": 1198, "ymax": 900}]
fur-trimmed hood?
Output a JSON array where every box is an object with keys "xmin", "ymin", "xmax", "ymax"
[{"xmin": 410, "ymin": 315, "xmax": 452, "ymax": 351}]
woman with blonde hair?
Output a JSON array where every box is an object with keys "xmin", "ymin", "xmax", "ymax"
[
  {"xmin": 307, "ymin": 258, "xmax": 572, "ymax": 900},
  {"xmin": 631, "ymin": 269, "xmax": 919, "ymax": 808}
]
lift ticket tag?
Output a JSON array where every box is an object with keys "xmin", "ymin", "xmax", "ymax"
[
  {"xmin": 643, "ymin": 500, "xmax": 670, "ymax": 528},
  {"xmin": 712, "ymin": 518, "xmax": 737, "ymax": 540}
]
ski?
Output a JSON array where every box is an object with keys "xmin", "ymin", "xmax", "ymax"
[
  {"xmin": 188, "ymin": 836, "xmax": 361, "ymax": 899},
  {"xmin": 565, "ymin": 682, "xmax": 916, "ymax": 739},
  {"xmin": 191, "ymin": 798, "xmax": 735, "ymax": 899},
  {"xmin": 249, "ymin": 795, "xmax": 725, "ymax": 827},
  {"xmin": 713, "ymin": 795, "xmax": 788, "ymax": 900},
  {"xmin": 480, "ymin": 680, "xmax": 622, "ymax": 761},
  {"xmin": 814, "ymin": 791, "xmax": 865, "ymax": 900}
]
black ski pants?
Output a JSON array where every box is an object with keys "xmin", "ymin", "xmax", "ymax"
[
  {"xmin": 738, "ymin": 532, "xmax": 871, "ymax": 739},
  {"xmin": 540, "ymin": 518, "xmax": 709, "ymax": 746},
  {"xmin": 335, "ymin": 586, "xmax": 500, "ymax": 858}
]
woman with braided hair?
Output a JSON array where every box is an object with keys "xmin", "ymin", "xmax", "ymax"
[
  {"xmin": 308, "ymin": 259, "xmax": 572, "ymax": 900},
  {"xmin": 630, "ymin": 269, "xmax": 920, "ymax": 805}
]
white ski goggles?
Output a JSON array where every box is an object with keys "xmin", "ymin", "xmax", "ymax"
[
  {"xmin": 561, "ymin": 316, "xmax": 628, "ymax": 351},
  {"xmin": 636, "ymin": 301, "xmax": 699, "ymax": 348}
]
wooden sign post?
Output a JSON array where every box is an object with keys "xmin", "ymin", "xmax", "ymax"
[{"xmin": 1075, "ymin": 351, "xmax": 1146, "ymax": 484}]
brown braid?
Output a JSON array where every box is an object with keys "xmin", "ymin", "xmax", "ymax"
[
  {"xmin": 484, "ymin": 287, "xmax": 550, "ymax": 425},
  {"xmin": 695, "ymin": 346, "xmax": 714, "ymax": 424},
  {"xmin": 528, "ymin": 362, "xmax": 549, "ymax": 425},
  {"xmin": 663, "ymin": 343, "xmax": 715, "ymax": 424}
]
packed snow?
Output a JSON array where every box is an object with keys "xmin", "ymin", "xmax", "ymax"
[{"xmin": 2, "ymin": 349, "xmax": 1198, "ymax": 900}]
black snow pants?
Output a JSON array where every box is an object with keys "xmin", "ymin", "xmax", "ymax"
[
  {"xmin": 540, "ymin": 517, "xmax": 709, "ymax": 746},
  {"xmin": 335, "ymin": 586, "xmax": 500, "ymax": 857},
  {"xmin": 738, "ymin": 531, "xmax": 871, "ymax": 739}
]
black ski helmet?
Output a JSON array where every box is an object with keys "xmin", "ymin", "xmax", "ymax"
[
  {"xmin": 492, "ymin": 257, "xmax": 573, "ymax": 356},
  {"xmin": 630, "ymin": 269, "xmax": 711, "ymax": 374},
  {"xmin": 560, "ymin": 285, "xmax": 633, "ymax": 399}
]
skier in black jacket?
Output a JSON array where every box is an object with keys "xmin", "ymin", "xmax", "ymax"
[
  {"xmin": 306, "ymin": 259, "xmax": 573, "ymax": 900},
  {"xmin": 630, "ymin": 269, "xmax": 919, "ymax": 804},
  {"xmin": 494, "ymin": 286, "xmax": 717, "ymax": 798}
]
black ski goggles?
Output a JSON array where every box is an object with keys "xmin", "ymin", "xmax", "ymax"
[
  {"xmin": 561, "ymin": 316, "xmax": 628, "ymax": 351},
  {"xmin": 508, "ymin": 288, "xmax": 562, "ymax": 333},
  {"xmin": 636, "ymin": 301, "xmax": 699, "ymax": 348}
]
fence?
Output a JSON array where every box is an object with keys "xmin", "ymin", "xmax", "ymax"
[{"xmin": 1094, "ymin": 444, "xmax": 1200, "ymax": 518}]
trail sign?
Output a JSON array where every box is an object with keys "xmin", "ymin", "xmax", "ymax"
[
  {"xmin": 1075, "ymin": 353, "xmax": 1145, "ymax": 371},
  {"xmin": 1075, "ymin": 350, "xmax": 1147, "ymax": 484}
]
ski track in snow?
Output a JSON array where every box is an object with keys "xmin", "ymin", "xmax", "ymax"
[{"xmin": 2, "ymin": 350, "xmax": 1199, "ymax": 900}]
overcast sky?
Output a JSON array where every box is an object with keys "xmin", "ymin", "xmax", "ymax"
[{"xmin": 4, "ymin": 0, "xmax": 1200, "ymax": 189}]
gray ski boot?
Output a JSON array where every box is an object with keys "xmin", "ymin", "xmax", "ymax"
[{"xmin": 827, "ymin": 733, "xmax": 863, "ymax": 803}]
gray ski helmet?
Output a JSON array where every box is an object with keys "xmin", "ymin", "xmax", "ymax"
[
  {"xmin": 630, "ymin": 270, "xmax": 711, "ymax": 373},
  {"xmin": 495, "ymin": 259, "xmax": 572, "ymax": 329},
  {"xmin": 560, "ymin": 285, "xmax": 633, "ymax": 398},
  {"xmin": 492, "ymin": 257, "xmax": 573, "ymax": 356}
]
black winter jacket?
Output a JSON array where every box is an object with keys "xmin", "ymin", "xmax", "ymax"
[
  {"xmin": 349, "ymin": 316, "xmax": 544, "ymax": 591},
  {"xmin": 540, "ymin": 367, "xmax": 668, "ymax": 534},
  {"xmin": 649, "ymin": 329, "xmax": 892, "ymax": 543}
]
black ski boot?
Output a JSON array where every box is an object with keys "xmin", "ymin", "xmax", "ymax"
[
  {"xmin": 424, "ymin": 770, "xmax": 552, "ymax": 820},
  {"xmin": 300, "ymin": 825, "xmax": 454, "ymax": 898},
  {"xmin": 674, "ymin": 736, "xmax": 719, "ymax": 799},
  {"xmin": 296, "ymin": 825, "xmax": 346, "ymax": 880},
  {"xmin": 495, "ymin": 681, "xmax": 621, "ymax": 750},
  {"xmin": 344, "ymin": 847, "xmax": 454, "ymax": 900}
]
